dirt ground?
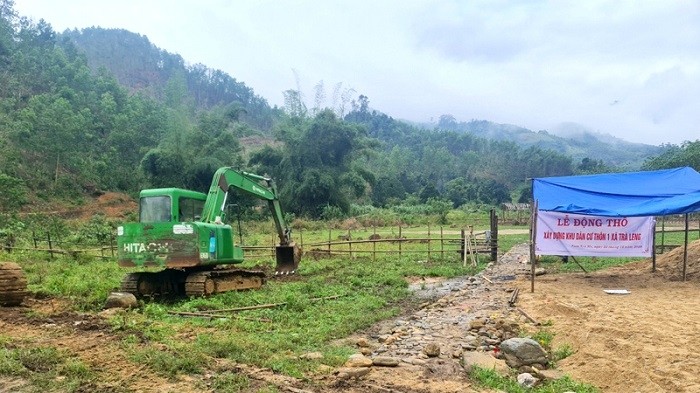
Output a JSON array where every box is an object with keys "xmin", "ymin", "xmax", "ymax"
[
  {"xmin": 517, "ymin": 241, "xmax": 700, "ymax": 393},
  {"xmin": 3, "ymin": 235, "xmax": 700, "ymax": 392}
]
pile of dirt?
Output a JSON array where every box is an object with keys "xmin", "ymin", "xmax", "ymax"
[
  {"xmin": 80, "ymin": 192, "xmax": 137, "ymax": 220},
  {"xmin": 20, "ymin": 192, "xmax": 137, "ymax": 222},
  {"xmin": 606, "ymin": 238, "xmax": 700, "ymax": 280},
  {"xmin": 649, "ymin": 238, "xmax": 700, "ymax": 279}
]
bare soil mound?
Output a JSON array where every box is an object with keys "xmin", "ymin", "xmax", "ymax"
[{"xmin": 629, "ymin": 238, "xmax": 700, "ymax": 280}]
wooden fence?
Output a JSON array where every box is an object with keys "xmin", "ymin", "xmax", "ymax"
[
  {"xmin": 246, "ymin": 209, "xmax": 501, "ymax": 264},
  {"xmin": 2, "ymin": 210, "xmax": 698, "ymax": 261},
  {"xmin": 243, "ymin": 225, "xmax": 497, "ymax": 265}
]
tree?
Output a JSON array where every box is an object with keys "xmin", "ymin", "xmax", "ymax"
[
  {"xmin": 271, "ymin": 110, "xmax": 374, "ymax": 217},
  {"xmin": 0, "ymin": 173, "xmax": 26, "ymax": 212},
  {"xmin": 643, "ymin": 141, "xmax": 700, "ymax": 172},
  {"xmin": 577, "ymin": 157, "xmax": 610, "ymax": 174},
  {"xmin": 476, "ymin": 178, "xmax": 511, "ymax": 205}
]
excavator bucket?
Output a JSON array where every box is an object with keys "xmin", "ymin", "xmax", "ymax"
[{"xmin": 275, "ymin": 242, "xmax": 301, "ymax": 274}]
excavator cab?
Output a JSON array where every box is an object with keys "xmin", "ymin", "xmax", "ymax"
[{"xmin": 138, "ymin": 188, "xmax": 207, "ymax": 224}]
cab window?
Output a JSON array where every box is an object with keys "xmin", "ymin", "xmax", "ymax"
[
  {"xmin": 178, "ymin": 197, "xmax": 205, "ymax": 222},
  {"xmin": 140, "ymin": 196, "xmax": 171, "ymax": 223}
]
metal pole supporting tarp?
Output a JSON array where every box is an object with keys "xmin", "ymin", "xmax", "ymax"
[
  {"xmin": 530, "ymin": 200, "xmax": 538, "ymax": 293},
  {"xmin": 652, "ymin": 219, "xmax": 656, "ymax": 272},
  {"xmin": 683, "ymin": 213, "xmax": 689, "ymax": 281}
]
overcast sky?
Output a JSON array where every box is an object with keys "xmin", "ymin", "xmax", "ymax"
[{"xmin": 14, "ymin": 0, "xmax": 700, "ymax": 146}]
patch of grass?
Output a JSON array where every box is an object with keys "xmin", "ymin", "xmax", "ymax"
[
  {"xmin": 0, "ymin": 345, "xmax": 97, "ymax": 391},
  {"xmin": 17, "ymin": 347, "xmax": 64, "ymax": 373},
  {"xmin": 551, "ymin": 343, "xmax": 575, "ymax": 366},
  {"xmin": 125, "ymin": 343, "xmax": 208, "ymax": 378},
  {"xmin": 521, "ymin": 323, "xmax": 575, "ymax": 368},
  {"xmin": 17, "ymin": 253, "xmax": 124, "ymax": 311},
  {"xmin": 529, "ymin": 329, "xmax": 555, "ymax": 350},
  {"xmin": 537, "ymin": 255, "xmax": 641, "ymax": 274},
  {"xmin": 0, "ymin": 347, "xmax": 26, "ymax": 376},
  {"xmin": 469, "ymin": 366, "xmax": 522, "ymax": 391},
  {"xmin": 469, "ymin": 366, "xmax": 600, "ymax": 393},
  {"xmin": 211, "ymin": 371, "xmax": 250, "ymax": 392},
  {"xmin": 498, "ymin": 233, "xmax": 529, "ymax": 254}
]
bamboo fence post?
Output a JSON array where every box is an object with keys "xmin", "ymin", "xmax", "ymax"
[
  {"xmin": 372, "ymin": 226, "xmax": 377, "ymax": 262},
  {"xmin": 427, "ymin": 225, "xmax": 431, "ymax": 262},
  {"xmin": 328, "ymin": 228, "xmax": 332, "ymax": 254},
  {"xmin": 459, "ymin": 228, "xmax": 467, "ymax": 267},
  {"xmin": 440, "ymin": 226, "xmax": 444, "ymax": 258},
  {"xmin": 490, "ymin": 208, "xmax": 498, "ymax": 262},
  {"xmin": 530, "ymin": 201, "xmax": 538, "ymax": 293},
  {"xmin": 299, "ymin": 227, "xmax": 303, "ymax": 250},
  {"xmin": 47, "ymin": 232, "xmax": 54, "ymax": 260},
  {"xmin": 398, "ymin": 225, "xmax": 402, "ymax": 260}
]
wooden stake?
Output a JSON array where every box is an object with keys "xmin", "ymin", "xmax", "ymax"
[{"xmin": 517, "ymin": 307, "xmax": 539, "ymax": 325}]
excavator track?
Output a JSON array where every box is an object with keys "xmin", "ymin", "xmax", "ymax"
[
  {"xmin": 120, "ymin": 268, "xmax": 266, "ymax": 297},
  {"xmin": 185, "ymin": 269, "xmax": 266, "ymax": 297},
  {"xmin": 119, "ymin": 270, "xmax": 186, "ymax": 297},
  {"xmin": 0, "ymin": 262, "xmax": 28, "ymax": 306}
]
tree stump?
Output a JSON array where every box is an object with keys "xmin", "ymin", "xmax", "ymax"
[{"xmin": 0, "ymin": 262, "xmax": 28, "ymax": 306}]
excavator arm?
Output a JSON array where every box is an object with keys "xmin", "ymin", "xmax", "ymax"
[{"xmin": 201, "ymin": 167, "xmax": 299, "ymax": 272}]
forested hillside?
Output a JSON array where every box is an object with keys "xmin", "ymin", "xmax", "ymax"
[
  {"xmin": 433, "ymin": 116, "xmax": 663, "ymax": 168},
  {"xmin": 62, "ymin": 27, "xmax": 280, "ymax": 132},
  {"xmin": 1, "ymin": 2, "xmax": 696, "ymax": 223}
]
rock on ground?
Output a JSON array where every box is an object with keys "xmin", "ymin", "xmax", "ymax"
[{"xmin": 104, "ymin": 292, "xmax": 138, "ymax": 309}]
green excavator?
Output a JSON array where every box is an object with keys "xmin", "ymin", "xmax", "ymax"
[{"xmin": 116, "ymin": 167, "xmax": 301, "ymax": 297}]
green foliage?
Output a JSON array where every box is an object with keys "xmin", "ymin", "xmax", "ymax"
[
  {"xmin": 643, "ymin": 140, "xmax": 700, "ymax": 172},
  {"xmin": 19, "ymin": 253, "xmax": 124, "ymax": 310},
  {"xmin": 211, "ymin": 372, "xmax": 250, "ymax": 392},
  {"xmin": 0, "ymin": 344, "xmax": 97, "ymax": 391},
  {"xmin": 469, "ymin": 366, "xmax": 600, "ymax": 393},
  {"xmin": 551, "ymin": 343, "xmax": 575, "ymax": 364},
  {"xmin": 126, "ymin": 344, "xmax": 207, "ymax": 378},
  {"xmin": 320, "ymin": 204, "xmax": 344, "ymax": 221},
  {"xmin": 529, "ymin": 329, "xmax": 555, "ymax": 350},
  {"xmin": 0, "ymin": 173, "xmax": 27, "ymax": 212},
  {"xmin": 69, "ymin": 214, "xmax": 116, "ymax": 246},
  {"xmin": 270, "ymin": 110, "xmax": 375, "ymax": 217},
  {"xmin": 0, "ymin": 2, "xmax": 678, "ymax": 226}
]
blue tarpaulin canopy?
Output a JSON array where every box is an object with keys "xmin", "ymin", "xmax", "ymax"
[{"xmin": 533, "ymin": 167, "xmax": 700, "ymax": 217}]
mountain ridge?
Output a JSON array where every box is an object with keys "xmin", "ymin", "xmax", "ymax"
[{"xmin": 62, "ymin": 27, "xmax": 664, "ymax": 169}]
